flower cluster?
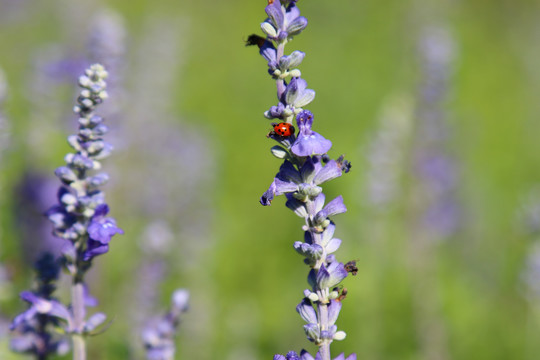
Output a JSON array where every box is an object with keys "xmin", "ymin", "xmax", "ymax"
[
  {"xmin": 249, "ymin": 1, "xmax": 355, "ymax": 359},
  {"xmin": 46, "ymin": 64, "xmax": 123, "ymax": 263},
  {"xmin": 9, "ymin": 254, "xmax": 70, "ymax": 357},
  {"xmin": 11, "ymin": 64, "xmax": 122, "ymax": 360},
  {"xmin": 141, "ymin": 289, "xmax": 190, "ymax": 360}
]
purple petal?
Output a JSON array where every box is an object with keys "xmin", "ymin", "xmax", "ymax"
[
  {"xmin": 284, "ymin": 4, "xmax": 300, "ymax": 24},
  {"xmin": 313, "ymin": 160, "xmax": 342, "ymax": 185},
  {"xmin": 325, "ymin": 238, "xmax": 342, "ymax": 254},
  {"xmin": 48, "ymin": 300, "xmax": 72, "ymax": 323},
  {"xmin": 88, "ymin": 216, "xmax": 123, "ymax": 244},
  {"xmin": 10, "ymin": 308, "xmax": 37, "ymax": 330},
  {"xmin": 296, "ymin": 298, "xmax": 318, "ymax": 323},
  {"xmin": 84, "ymin": 284, "xmax": 99, "ymax": 307},
  {"xmin": 317, "ymin": 262, "xmax": 347, "ymax": 289},
  {"xmin": 261, "ymin": 181, "xmax": 277, "ymax": 206},
  {"xmin": 260, "ymin": 41, "xmax": 277, "ymax": 66},
  {"xmin": 327, "ymin": 299, "xmax": 342, "ymax": 325},
  {"xmin": 344, "ymin": 354, "xmax": 357, "ymax": 360},
  {"xmin": 94, "ymin": 203, "xmax": 109, "ymax": 217},
  {"xmin": 293, "ymin": 88, "xmax": 315, "ymax": 108},
  {"xmin": 286, "ymin": 351, "xmax": 301, "ymax": 360},
  {"xmin": 307, "ymin": 193, "xmax": 325, "ymax": 215},
  {"xmin": 20, "ymin": 291, "xmax": 39, "ymax": 304},
  {"xmin": 286, "ymin": 196, "xmax": 308, "ymax": 217},
  {"xmin": 285, "ymin": 77, "xmax": 308, "ymax": 106},
  {"xmin": 296, "ymin": 110, "xmax": 314, "ymax": 133},
  {"xmin": 278, "ymin": 160, "xmax": 302, "ymax": 183},
  {"xmin": 291, "ymin": 132, "xmax": 332, "ymax": 157},
  {"xmin": 287, "ymin": 16, "xmax": 308, "ymax": 35},
  {"xmin": 299, "ymin": 350, "xmax": 315, "ymax": 360},
  {"xmin": 274, "ymin": 178, "xmax": 298, "ymax": 194},
  {"xmin": 300, "ymin": 157, "xmax": 316, "ymax": 183},
  {"xmin": 83, "ymin": 240, "xmax": 109, "ymax": 261},
  {"xmin": 315, "ymin": 196, "xmax": 347, "ymax": 223},
  {"xmin": 265, "ymin": 0, "xmax": 284, "ymax": 29}
]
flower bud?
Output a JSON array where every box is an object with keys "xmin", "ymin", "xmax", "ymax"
[
  {"xmin": 261, "ymin": 22, "xmax": 278, "ymax": 38},
  {"xmin": 83, "ymin": 312, "xmax": 107, "ymax": 333}
]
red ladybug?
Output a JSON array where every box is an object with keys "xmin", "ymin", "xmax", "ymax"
[{"xmin": 273, "ymin": 122, "xmax": 295, "ymax": 137}]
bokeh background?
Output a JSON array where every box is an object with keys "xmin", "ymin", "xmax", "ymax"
[{"xmin": 1, "ymin": 0, "xmax": 540, "ymax": 359}]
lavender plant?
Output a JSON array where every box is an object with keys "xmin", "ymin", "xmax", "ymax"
[
  {"xmin": 249, "ymin": 1, "xmax": 355, "ymax": 359},
  {"xmin": 9, "ymin": 254, "xmax": 70, "ymax": 358},
  {"xmin": 141, "ymin": 289, "xmax": 189, "ymax": 360},
  {"xmin": 11, "ymin": 64, "xmax": 123, "ymax": 360}
]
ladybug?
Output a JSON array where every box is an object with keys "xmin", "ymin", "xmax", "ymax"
[{"xmin": 272, "ymin": 122, "xmax": 295, "ymax": 137}]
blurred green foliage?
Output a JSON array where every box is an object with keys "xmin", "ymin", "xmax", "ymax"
[{"xmin": 1, "ymin": 0, "xmax": 540, "ymax": 359}]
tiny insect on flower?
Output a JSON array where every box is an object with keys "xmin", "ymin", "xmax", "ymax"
[
  {"xmin": 245, "ymin": 34, "xmax": 266, "ymax": 48},
  {"xmin": 271, "ymin": 122, "xmax": 295, "ymax": 137},
  {"xmin": 344, "ymin": 260, "xmax": 358, "ymax": 276}
]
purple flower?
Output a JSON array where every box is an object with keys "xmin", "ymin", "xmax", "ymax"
[
  {"xmin": 261, "ymin": 158, "xmax": 342, "ymax": 205},
  {"xmin": 11, "ymin": 291, "xmax": 72, "ymax": 331},
  {"xmin": 296, "ymin": 298, "xmax": 318, "ymax": 324},
  {"xmin": 284, "ymin": 78, "xmax": 315, "ymax": 108},
  {"xmin": 82, "ymin": 204, "xmax": 123, "ymax": 261},
  {"xmin": 309, "ymin": 261, "xmax": 348, "ymax": 290},
  {"xmin": 291, "ymin": 110, "xmax": 332, "ymax": 157},
  {"xmin": 87, "ymin": 204, "xmax": 123, "ymax": 244},
  {"xmin": 142, "ymin": 289, "xmax": 190, "ymax": 360},
  {"xmin": 314, "ymin": 195, "xmax": 347, "ymax": 226}
]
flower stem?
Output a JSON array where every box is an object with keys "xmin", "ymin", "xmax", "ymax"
[
  {"xmin": 71, "ymin": 281, "xmax": 86, "ymax": 360},
  {"xmin": 72, "ymin": 334, "xmax": 86, "ymax": 360},
  {"xmin": 318, "ymin": 302, "xmax": 331, "ymax": 360},
  {"xmin": 276, "ymin": 42, "xmax": 286, "ymax": 98}
]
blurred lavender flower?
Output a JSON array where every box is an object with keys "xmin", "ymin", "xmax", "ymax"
[
  {"xmin": 0, "ymin": 67, "xmax": 9, "ymax": 162},
  {"xmin": 87, "ymin": 9, "xmax": 126, "ymax": 77},
  {"xmin": 412, "ymin": 26, "xmax": 459, "ymax": 240},
  {"xmin": 14, "ymin": 173, "xmax": 65, "ymax": 261},
  {"xmin": 518, "ymin": 189, "xmax": 540, "ymax": 301},
  {"xmin": 249, "ymin": 1, "xmax": 354, "ymax": 359},
  {"xmin": 522, "ymin": 242, "xmax": 540, "ymax": 300},
  {"xmin": 364, "ymin": 96, "xmax": 413, "ymax": 212},
  {"xmin": 87, "ymin": 9, "xmax": 127, "ymax": 121},
  {"xmin": 405, "ymin": 25, "xmax": 458, "ymax": 360},
  {"xmin": 26, "ymin": 45, "xmax": 88, "ymax": 153},
  {"xmin": 142, "ymin": 289, "xmax": 189, "ymax": 360},
  {"xmin": 10, "ymin": 253, "xmax": 70, "ymax": 358}
]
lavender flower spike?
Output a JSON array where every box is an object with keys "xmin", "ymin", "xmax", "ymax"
[
  {"xmin": 10, "ymin": 63, "xmax": 122, "ymax": 360},
  {"xmin": 248, "ymin": 1, "xmax": 355, "ymax": 359},
  {"xmin": 142, "ymin": 289, "xmax": 190, "ymax": 360}
]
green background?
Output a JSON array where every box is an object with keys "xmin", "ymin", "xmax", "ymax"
[{"xmin": 1, "ymin": 0, "xmax": 540, "ymax": 359}]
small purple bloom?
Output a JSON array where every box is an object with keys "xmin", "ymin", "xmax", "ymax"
[
  {"xmin": 314, "ymin": 195, "xmax": 347, "ymax": 225},
  {"xmin": 87, "ymin": 204, "xmax": 123, "ymax": 244},
  {"xmin": 284, "ymin": 78, "xmax": 315, "ymax": 108},
  {"xmin": 291, "ymin": 110, "xmax": 332, "ymax": 157},
  {"xmin": 296, "ymin": 298, "xmax": 318, "ymax": 324},
  {"xmin": 265, "ymin": 102, "xmax": 286, "ymax": 120},
  {"xmin": 310, "ymin": 261, "xmax": 348, "ymax": 290},
  {"xmin": 11, "ymin": 291, "xmax": 72, "ymax": 331}
]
